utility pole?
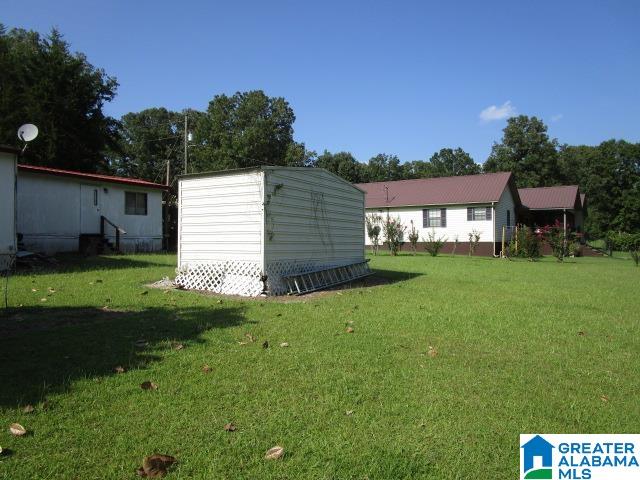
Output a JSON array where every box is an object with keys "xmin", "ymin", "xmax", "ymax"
[
  {"xmin": 183, "ymin": 114, "xmax": 188, "ymax": 174},
  {"xmin": 166, "ymin": 159, "xmax": 170, "ymax": 186}
]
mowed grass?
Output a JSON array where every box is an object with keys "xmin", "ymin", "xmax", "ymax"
[{"xmin": 0, "ymin": 253, "xmax": 638, "ymax": 479}]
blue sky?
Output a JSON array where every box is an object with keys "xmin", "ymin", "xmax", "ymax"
[{"xmin": 3, "ymin": 0, "xmax": 639, "ymax": 164}]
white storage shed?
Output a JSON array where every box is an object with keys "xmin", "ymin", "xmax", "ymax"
[
  {"xmin": 176, "ymin": 166, "xmax": 369, "ymax": 296},
  {"xmin": 0, "ymin": 146, "xmax": 19, "ymax": 271}
]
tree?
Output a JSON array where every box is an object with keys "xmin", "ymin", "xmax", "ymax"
[
  {"xmin": 0, "ymin": 26, "xmax": 118, "ymax": 172},
  {"xmin": 428, "ymin": 148, "xmax": 480, "ymax": 177},
  {"xmin": 190, "ymin": 90, "xmax": 302, "ymax": 172},
  {"xmin": 366, "ymin": 154, "xmax": 404, "ymax": 182},
  {"xmin": 314, "ymin": 151, "xmax": 366, "ymax": 183},
  {"xmin": 484, "ymin": 115, "xmax": 560, "ymax": 187},
  {"xmin": 111, "ymin": 107, "xmax": 183, "ymax": 182}
]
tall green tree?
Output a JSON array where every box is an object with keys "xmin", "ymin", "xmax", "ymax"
[
  {"xmin": 366, "ymin": 153, "xmax": 404, "ymax": 182},
  {"xmin": 0, "ymin": 26, "xmax": 118, "ymax": 171},
  {"xmin": 314, "ymin": 151, "xmax": 366, "ymax": 183},
  {"xmin": 484, "ymin": 115, "xmax": 560, "ymax": 187},
  {"xmin": 190, "ymin": 90, "xmax": 306, "ymax": 171},
  {"xmin": 111, "ymin": 107, "xmax": 183, "ymax": 182},
  {"xmin": 428, "ymin": 147, "xmax": 480, "ymax": 177}
]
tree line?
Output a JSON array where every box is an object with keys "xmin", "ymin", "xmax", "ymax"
[{"xmin": 1, "ymin": 26, "xmax": 638, "ymax": 237}]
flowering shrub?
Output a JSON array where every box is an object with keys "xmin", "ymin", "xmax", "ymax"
[
  {"xmin": 541, "ymin": 220, "xmax": 571, "ymax": 262},
  {"xmin": 408, "ymin": 221, "xmax": 420, "ymax": 255},
  {"xmin": 509, "ymin": 225, "xmax": 542, "ymax": 261},
  {"xmin": 422, "ymin": 229, "xmax": 447, "ymax": 257},
  {"xmin": 365, "ymin": 214, "xmax": 382, "ymax": 255},
  {"xmin": 382, "ymin": 216, "xmax": 406, "ymax": 256},
  {"xmin": 468, "ymin": 229, "xmax": 481, "ymax": 256}
]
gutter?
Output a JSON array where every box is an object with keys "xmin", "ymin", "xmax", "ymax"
[{"xmin": 492, "ymin": 201, "xmax": 498, "ymax": 257}]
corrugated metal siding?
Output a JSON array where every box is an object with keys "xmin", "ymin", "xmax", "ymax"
[
  {"xmin": 178, "ymin": 171, "xmax": 264, "ymax": 265},
  {"xmin": 264, "ymin": 168, "xmax": 365, "ymax": 265}
]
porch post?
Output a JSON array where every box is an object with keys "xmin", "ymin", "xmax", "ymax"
[{"xmin": 563, "ymin": 209, "xmax": 566, "ymax": 234}]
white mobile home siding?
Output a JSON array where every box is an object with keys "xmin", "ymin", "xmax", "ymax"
[
  {"xmin": 17, "ymin": 172, "xmax": 163, "ymax": 253},
  {"xmin": 178, "ymin": 170, "xmax": 264, "ymax": 267},
  {"xmin": 0, "ymin": 151, "xmax": 17, "ymax": 270}
]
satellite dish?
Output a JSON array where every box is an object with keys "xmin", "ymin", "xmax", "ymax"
[{"xmin": 17, "ymin": 124, "xmax": 39, "ymax": 142}]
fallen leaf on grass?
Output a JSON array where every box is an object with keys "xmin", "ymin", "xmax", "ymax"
[
  {"xmin": 31, "ymin": 288, "xmax": 37, "ymax": 292},
  {"xmin": 202, "ymin": 365, "xmax": 212, "ymax": 373},
  {"xmin": 101, "ymin": 306, "xmax": 110, "ymax": 311},
  {"xmin": 47, "ymin": 288, "xmax": 56, "ymax": 294},
  {"xmin": 346, "ymin": 327, "xmax": 354, "ymax": 334},
  {"xmin": 600, "ymin": 395, "xmax": 609, "ymax": 403},
  {"xmin": 244, "ymin": 333, "xmax": 257, "ymax": 343},
  {"xmin": 173, "ymin": 343, "xmax": 184, "ymax": 351},
  {"xmin": 345, "ymin": 410, "xmax": 354, "ymax": 416},
  {"xmin": 223, "ymin": 423, "xmax": 236, "ymax": 432},
  {"xmin": 140, "ymin": 381, "xmax": 158, "ymax": 391},
  {"xmin": 40, "ymin": 298, "xmax": 47, "ymax": 302},
  {"xmin": 279, "ymin": 342, "xmax": 289, "ymax": 348},
  {"xmin": 114, "ymin": 366, "xmax": 126, "ymax": 374},
  {"xmin": 427, "ymin": 346, "xmax": 438, "ymax": 358},
  {"xmin": 265, "ymin": 446, "xmax": 284, "ymax": 460},
  {"xmin": 9, "ymin": 423, "xmax": 27, "ymax": 436},
  {"xmin": 22, "ymin": 405, "xmax": 35, "ymax": 414},
  {"xmin": 238, "ymin": 341, "xmax": 248, "ymax": 346},
  {"xmin": 137, "ymin": 454, "xmax": 177, "ymax": 478}
]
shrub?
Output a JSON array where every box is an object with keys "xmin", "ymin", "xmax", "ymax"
[
  {"xmin": 408, "ymin": 221, "xmax": 420, "ymax": 255},
  {"xmin": 365, "ymin": 214, "xmax": 382, "ymax": 255},
  {"xmin": 607, "ymin": 231, "xmax": 640, "ymax": 266},
  {"xmin": 451, "ymin": 234, "xmax": 459, "ymax": 256},
  {"xmin": 423, "ymin": 229, "xmax": 447, "ymax": 257},
  {"xmin": 541, "ymin": 220, "xmax": 571, "ymax": 262},
  {"xmin": 382, "ymin": 216, "xmax": 406, "ymax": 256},
  {"xmin": 509, "ymin": 225, "xmax": 542, "ymax": 261},
  {"xmin": 468, "ymin": 229, "xmax": 481, "ymax": 256}
]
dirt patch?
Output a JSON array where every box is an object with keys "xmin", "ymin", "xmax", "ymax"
[{"xmin": 147, "ymin": 274, "xmax": 392, "ymax": 303}]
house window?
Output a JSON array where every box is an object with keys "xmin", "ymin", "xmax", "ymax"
[
  {"xmin": 125, "ymin": 192, "xmax": 148, "ymax": 215},
  {"xmin": 467, "ymin": 206, "xmax": 492, "ymax": 221},
  {"xmin": 507, "ymin": 210, "xmax": 511, "ymax": 227},
  {"xmin": 423, "ymin": 208, "xmax": 447, "ymax": 228}
]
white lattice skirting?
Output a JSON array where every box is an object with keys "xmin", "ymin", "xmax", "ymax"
[{"xmin": 175, "ymin": 260, "xmax": 361, "ymax": 297}]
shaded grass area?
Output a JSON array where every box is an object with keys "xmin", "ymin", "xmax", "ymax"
[{"xmin": 0, "ymin": 253, "xmax": 638, "ymax": 479}]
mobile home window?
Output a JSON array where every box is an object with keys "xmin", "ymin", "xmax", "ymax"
[
  {"xmin": 125, "ymin": 192, "xmax": 147, "ymax": 215},
  {"xmin": 422, "ymin": 208, "xmax": 447, "ymax": 228},
  {"xmin": 507, "ymin": 210, "xmax": 511, "ymax": 226},
  {"xmin": 467, "ymin": 206, "xmax": 492, "ymax": 221}
]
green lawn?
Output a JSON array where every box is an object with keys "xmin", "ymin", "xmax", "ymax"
[{"xmin": 0, "ymin": 253, "xmax": 638, "ymax": 479}]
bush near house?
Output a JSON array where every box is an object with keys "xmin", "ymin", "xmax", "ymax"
[{"xmin": 382, "ymin": 216, "xmax": 405, "ymax": 256}]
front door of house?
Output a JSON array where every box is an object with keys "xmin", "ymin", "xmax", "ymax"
[{"xmin": 80, "ymin": 184, "xmax": 101, "ymax": 233}]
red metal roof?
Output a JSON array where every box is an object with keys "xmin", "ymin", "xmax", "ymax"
[
  {"xmin": 18, "ymin": 164, "xmax": 168, "ymax": 190},
  {"xmin": 518, "ymin": 185, "xmax": 580, "ymax": 210},
  {"xmin": 356, "ymin": 172, "xmax": 515, "ymax": 208}
]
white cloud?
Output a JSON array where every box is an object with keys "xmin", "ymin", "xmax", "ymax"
[
  {"xmin": 551, "ymin": 113, "xmax": 563, "ymax": 122},
  {"xmin": 479, "ymin": 101, "xmax": 516, "ymax": 122}
]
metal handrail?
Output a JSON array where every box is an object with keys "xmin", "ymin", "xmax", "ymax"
[{"xmin": 100, "ymin": 215, "xmax": 126, "ymax": 252}]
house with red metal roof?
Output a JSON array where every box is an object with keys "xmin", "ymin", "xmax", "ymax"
[
  {"xmin": 15, "ymin": 163, "xmax": 168, "ymax": 254},
  {"xmin": 517, "ymin": 185, "xmax": 585, "ymax": 233},
  {"xmin": 356, "ymin": 172, "xmax": 587, "ymax": 256},
  {"xmin": 356, "ymin": 172, "xmax": 521, "ymax": 256}
]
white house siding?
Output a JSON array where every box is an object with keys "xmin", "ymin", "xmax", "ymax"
[
  {"xmin": 365, "ymin": 204, "xmax": 496, "ymax": 246},
  {"xmin": 17, "ymin": 172, "xmax": 163, "ymax": 254},
  {"xmin": 493, "ymin": 186, "xmax": 516, "ymax": 245},
  {"xmin": 0, "ymin": 151, "xmax": 17, "ymax": 270}
]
